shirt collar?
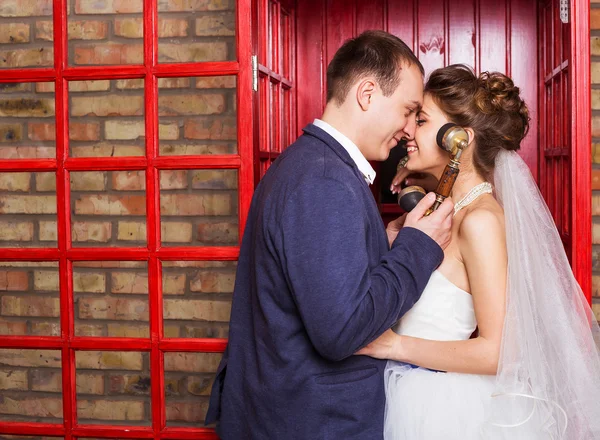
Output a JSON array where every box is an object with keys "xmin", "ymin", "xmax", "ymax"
[{"xmin": 313, "ymin": 119, "xmax": 376, "ymax": 185}]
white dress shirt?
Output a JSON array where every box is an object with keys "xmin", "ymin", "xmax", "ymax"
[{"xmin": 313, "ymin": 119, "xmax": 376, "ymax": 185}]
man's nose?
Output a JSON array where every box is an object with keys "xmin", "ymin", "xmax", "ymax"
[{"xmin": 402, "ymin": 115, "xmax": 417, "ymax": 139}]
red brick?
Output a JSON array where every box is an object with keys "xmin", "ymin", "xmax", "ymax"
[
  {"xmin": 164, "ymin": 352, "xmax": 221, "ymax": 373},
  {"xmin": 166, "ymin": 401, "xmax": 208, "ymax": 423},
  {"xmin": 117, "ymin": 221, "xmax": 147, "ymax": 241},
  {"xmin": 72, "ymin": 222, "xmax": 112, "ymax": 243},
  {"xmin": 163, "ymin": 273, "xmax": 186, "ymax": 295},
  {"xmin": 112, "ymin": 171, "xmax": 146, "ymax": 191},
  {"xmin": 191, "ymin": 169, "xmax": 237, "ymax": 189},
  {"xmin": 592, "ymin": 9, "xmax": 600, "ymax": 30},
  {"xmin": 160, "ymin": 170, "xmax": 188, "ymax": 190},
  {"xmin": 160, "ymin": 194, "xmax": 232, "ymax": 216},
  {"xmin": 108, "ymin": 374, "xmax": 151, "ymax": 395},
  {"xmin": 195, "ymin": 13, "xmax": 235, "ymax": 36},
  {"xmin": 77, "ymin": 399, "xmax": 144, "ymax": 421},
  {"xmin": 0, "ymin": 320, "xmax": 28, "ymax": 334},
  {"xmin": 71, "ymin": 95, "xmax": 143, "ymax": 117},
  {"xmin": 75, "ymin": 351, "xmax": 143, "ymax": 370},
  {"xmin": 183, "ymin": 118, "xmax": 236, "ymax": 140},
  {"xmin": 30, "ymin": 370, "xmax": 61, "ymax": 392},
  {"xmin": 0, "ymin": 172, "xmax": 30, "ymax": 191},
  {"xmin": 190, "ymin": 270, "xmax": 235, "ymax": 293},
  {"xmin": 0, "ymin": 370, "xmax": 28, "ymax": 390},
  {"xmin": 162, "ymin": 222, "xmax": 193, "ymax": 243},
  {"xmin": 197, "ymin": 222, "xmax": 238, "ymax": 244},
  {"xmin": 74, "ymin": 195, "xmax": 146, "ymax": 216},
  {"xmin": 1, "ymin": 296, "xmax": 59, "ymax": 317},
  {"xmin": 28, "ymin": 122, "xmax": 55, "ymax": 141},
  {"xmin": 74, "ymin": 43, "xmax": 143, "ymax": 65},
  {"xmin": 159, "ymin": 143, "xmax": 236, "ymax": 155},
  {"xmin": 158, "ymin": 0, "xmax": 231, "ymax": 12},
  {"xmin": 158, "ymin": 94, "xmax": 225, "ymax": 116},
  {"xmin": 111, "ymin": 272, "xmax": 148, "ymax": 294},
  {"xmin": 0, "ymin": 47, "xmax": 54, "ymax": 68},
  {"xmin": 68, "ymin": 20, "xmax": 109, "ymax": 40},
  {"xmin": 107, "ymin": 323, "xmax": 149, "ymax": 338},
  {"xmin": 71, "ymin": 172, "xmax": 107, "ymax": 191},
  {"xmin": 78, "ymin": 297, "xmax": 149, "ymax": 321},
  {"xmin": 0, "ymin": 123, "xmax": 23, "ymax": 143},
  {"xmin": 158, "ymin": 42, "xmax": 228, "ymax": 63},
  {"xmin": 0, "ymin": 23, "xmax": 30, "ymax": 43},
  {"xmin": 77, "ymin": 373, "xmax": 105, "ymax": 395},
  {"xmin": 196, "ymin": 76, "xmax": 236, "ymax": 89},
  {"xmin": 69, "ymin": 122, "xmax": 100, "ymax": 141},
  {"xmin": 0, "ymin": 196, "xmax": 56, "ymax": 214},
  {"xmin": 75, "ymin": 0, "xmax": 142, "ymax": 14},
  {"xmin": 0, "ymin": 98, "xmax": 54, "ymax": 118},
  {"xmin": 0, "ymin": 397, "xmax": 62, "ymax": 418},
  {"xmin": 0, "ymin": 271, "xmax": 29, "ymax": 291},
  {"xmin": 68, "ymin": 80, "xmax": 111, "ymax": 92},
  {"xmin": 0, "ymin": 0, "xmax": 53, "ymax": 17},
  {"xmin": 163, "ymin": 299, "xmax": 231, "ymax": 321}
]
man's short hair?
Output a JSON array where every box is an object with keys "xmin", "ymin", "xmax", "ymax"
[{"xmin": 326, "ymin": 30, "xmax": 424, "ymax": 105}]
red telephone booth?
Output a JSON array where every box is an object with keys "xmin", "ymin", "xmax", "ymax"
[{"xmin": 0, "ymin": 0, "xmax": 590, "ymax": 439}]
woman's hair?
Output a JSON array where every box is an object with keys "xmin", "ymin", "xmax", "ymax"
[{"xmin": 424, "ymin": 64, "xmax": 530, "ymax": 179}]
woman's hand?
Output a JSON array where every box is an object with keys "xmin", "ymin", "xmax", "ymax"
[
  {"xmin": 390, "ymin": 169, "xmax": 439, "ymax": 194},
  {"xmin": 355, "ymin": 329, "xmax": 404, "ymax": 361}
]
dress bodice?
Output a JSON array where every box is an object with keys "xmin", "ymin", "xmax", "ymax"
[{"xmin": 393, "ymin": 270, "xmax": 477, "ymax": 341}]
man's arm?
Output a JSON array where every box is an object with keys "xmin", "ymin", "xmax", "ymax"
[{"xmin": 280, "ymin": 177, "xmax": 443, "ymax": 361}]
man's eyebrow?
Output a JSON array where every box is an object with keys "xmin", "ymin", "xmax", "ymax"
[{"xmin": 408, "ymin": 100, "xmax": 422, "ymax": 111}]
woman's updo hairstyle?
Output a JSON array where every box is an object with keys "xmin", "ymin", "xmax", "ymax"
[{"xmin": 424, "ymin": 64, "xmax": 530, "ymax": 179}]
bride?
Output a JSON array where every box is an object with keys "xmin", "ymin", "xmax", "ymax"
[{"xmin": 357, "ymin": 64, "xmax": 600, "ymax": 439}]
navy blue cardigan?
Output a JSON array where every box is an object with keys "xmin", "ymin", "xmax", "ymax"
[{"xmin": 206, "ymin": 124, "xmax": 443, "ymax": 439}]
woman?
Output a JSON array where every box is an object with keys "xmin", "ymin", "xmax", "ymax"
[{"xmin": 357, "ymin": 64, "xmax": 600, "ymax": 439}]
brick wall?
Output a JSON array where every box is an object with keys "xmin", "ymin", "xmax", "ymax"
[{"xmin": 0, "ymin": 0, "xmax": 236, "ymax": 427}]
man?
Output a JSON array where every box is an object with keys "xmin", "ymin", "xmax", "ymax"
[{"xmin": 206, "ymin": 30, "xmax": 453, "ymax": 439}]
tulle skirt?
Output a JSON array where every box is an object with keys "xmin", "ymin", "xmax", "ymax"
[
  {"xmin": 384, "ymin": 361, "xmax": 564, "ymax": 440},
  {"xmin": 384, "ymin": 361, "xmax": 496, "ymax": 440}
]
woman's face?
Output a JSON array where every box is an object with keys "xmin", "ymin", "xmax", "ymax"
[{"xmin": 405, "ymin": 93, "xmax": 451, "ymax": 177}]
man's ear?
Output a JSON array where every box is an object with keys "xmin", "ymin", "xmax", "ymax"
[{"xmin": 356, "ymin": 78, "xmax": 376, "ymax": 111}]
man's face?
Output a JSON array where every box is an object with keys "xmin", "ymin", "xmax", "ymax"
[{"xmin": 361, "ymin": 64, "xmax": 424, "ymax": 161}]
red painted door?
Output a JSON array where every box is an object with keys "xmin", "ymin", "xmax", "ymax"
[
  {"xmin": 538, "ymin": 0, "xmax": 591, "ymax": 300},
  {"xmin": 296, "ymin": 0, "xmax": 591, "ymax": 299},
  {"xmin": 0, "ymin": 0, "xmax": 254, "ymax": 438}
]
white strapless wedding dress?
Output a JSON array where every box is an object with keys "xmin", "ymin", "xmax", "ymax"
[{"xmin": 384, "ymin": 270, "xmax": 497, "ymax": 439}]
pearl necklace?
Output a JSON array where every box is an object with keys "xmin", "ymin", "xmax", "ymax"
[{"xmin": 453, "ymin": 182, "xmax": 493, "ymax": 215}]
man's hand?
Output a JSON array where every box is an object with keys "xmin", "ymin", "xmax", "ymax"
[
  {"xmin": 386, "ymin": 213, "xmax": 407, "ymax": 247},
  {"xmin": 404, "ymin": 193, "xmax": 453, "ymax": 250},
  {"xmin": 390, "ymin": 169, "xmax": 438, "ymax": 194}
]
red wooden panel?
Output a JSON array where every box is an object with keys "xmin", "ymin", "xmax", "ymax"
[
  {"xmin": 356, "ymin": 0, "xmax": 384, "ymax": 34},
  {"xmin": 569, "ymin": 0, "xmax": 592, "ymax": 300},
  {"xmin": 296, "ymin": 0, "xmax": 324, "ymax": 130},
  {"xmin": 448, "ymin": 0, "xmax": 476, "ymax": 67},
  {"xmin": 479, "ymin": 0, "xmax": 507, "ymax": 73},
  {"xmin": 387, "ymin": 0, "xmax": 415, "ymax": 51},
  {"xmin": 510, "ymin": 0, "xmax": 538, "ymax": 178},
  {"xmin": 325, "ymin": 0, "xmax": 355, "ymax": 65},
  {"xmin": 416, "ymin": 0, "xmax": 445, "ymax": 74}
]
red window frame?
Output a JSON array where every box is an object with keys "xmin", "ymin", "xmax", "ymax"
[
  {"xmin": 0, "ymin": 0, "xmax": 253, "ymax": 438},
  {"xmin": 255, "ymin": 0, "xmax": 297, "ymax": 183}
]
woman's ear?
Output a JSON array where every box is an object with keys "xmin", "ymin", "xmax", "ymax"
[
  {"xmin": 356, "ymin": 78, "xmax": 376, "ymax": 111},
  {"xmin": 465, "ymin": 127, "xmax": 475, "ymax": 148}
]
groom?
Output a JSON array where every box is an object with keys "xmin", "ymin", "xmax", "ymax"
[{"xmin": 206, "ymin": 30, "xmax": 453, "ymax": 439}]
